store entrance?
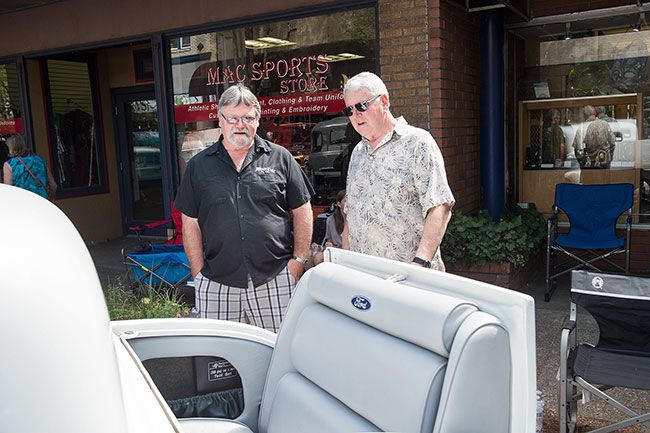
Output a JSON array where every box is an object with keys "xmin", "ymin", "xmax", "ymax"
[{"xmin": 113, "ymin": 86, "xmax": 167, "ymax": 234}]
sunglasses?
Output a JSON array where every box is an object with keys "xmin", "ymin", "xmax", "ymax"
[
  {"xmin": 220, "ymin": 113, "xmax": 258, "ymax": 125},
  {"xmin": 342, "ymin": 95, "xmax": 381, "ymax": 117}
]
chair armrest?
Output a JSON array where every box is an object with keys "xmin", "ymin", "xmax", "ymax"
[
  {"xmin": 547, "ymin": 213, "xmax": 558, "ymax": 239},
  {"xmin": 560, "ymin": 319, "xmax": 577, "ymax": 362},
  {"xmin": 144, "ymin": 219, "xmax": 172, "ymax": 230},
  {"xmin": 562, "ymin": 319, "xmax": 576, "ymax": 333}
]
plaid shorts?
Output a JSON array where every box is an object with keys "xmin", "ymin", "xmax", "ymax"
[{"xmin": 193, "ymin": 265, "xmax": 296, "ymax": 333}]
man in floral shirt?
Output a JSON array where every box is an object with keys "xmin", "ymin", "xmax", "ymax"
[{"xmin": 341, "ymin": 72, "xmax": 455, "ymax": 271}]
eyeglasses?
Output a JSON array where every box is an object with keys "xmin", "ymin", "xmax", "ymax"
[
  {"xmin": 220, "ymin": 113, "xmax": 258, "ymax": 125},
  {"xmin": 342, "ymin": 95, "xmax": 381, "ymax": 117}
]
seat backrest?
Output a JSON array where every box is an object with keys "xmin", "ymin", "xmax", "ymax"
[
  {"xmin": 555, "ymin": 183, "xmax": 633, "ymax": 240},
  {"xmin": 258, "ymin": 250, "xmax": 537, "ymax": 433},
  {"xmin": 571, "ymin": 270, "xmax": 650, "ymax": 355}
]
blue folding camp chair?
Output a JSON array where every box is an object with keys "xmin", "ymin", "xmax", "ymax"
[{"xmin": 545, "ymin": 183, "xmax": 633, "ymax": 301}]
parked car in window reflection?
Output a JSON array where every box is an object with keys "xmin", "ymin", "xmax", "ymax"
[{"xmin": 134, "ymin": 146, "xmax": 161, "ymax": 181}]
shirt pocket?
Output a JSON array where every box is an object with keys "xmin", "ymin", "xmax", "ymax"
[{"xmin": 252, "ymin": 170, "xmax": 286, "ymax": 202}]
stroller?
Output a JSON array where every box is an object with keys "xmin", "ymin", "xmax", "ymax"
[{"xmin": 122, "ymin": 202, "xmax": 194, "ymax": 299}]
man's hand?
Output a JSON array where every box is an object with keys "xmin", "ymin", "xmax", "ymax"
[{"xmin": 287, "ymin": 258, "xmax": 305, "ymax": 281}]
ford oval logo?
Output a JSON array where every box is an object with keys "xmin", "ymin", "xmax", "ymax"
[{"xmin": 351, "ymin": 296, "xmax": 371, "ymax": 311}]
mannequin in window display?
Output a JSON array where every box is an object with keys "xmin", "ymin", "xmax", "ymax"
[
  {"xmin": 572, "ymin": 105, "xmax": 616, "ymax": 168},
  {"xmin": 542, "ymin": 109, "xmax": 566, "ymax": 166}
]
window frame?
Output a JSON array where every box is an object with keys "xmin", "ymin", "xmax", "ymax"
[
  {"xmin": 41, "ymin": 54, "xmax": 108, "ymax": 198},
  {"xmin": 170, "ymin": 36, "xmax": 191, "ymax": 51}
]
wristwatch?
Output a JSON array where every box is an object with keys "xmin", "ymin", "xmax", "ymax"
[
  {"xmin": 412, "ymin": 256, "xmax": 432, "ymax": 268},
  {"xmin": 292, "ymin": 256, "xmax": 309, "ymax": 266}
]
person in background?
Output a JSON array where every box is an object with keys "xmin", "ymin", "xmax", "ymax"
[
  {"xmin": 341, "ymin": 72, "xmax": 455, "ymax": 271},
  {"xmin": 324, "ymin": 189, "xmax": 346, "ymax": 248},
  {"xmin": 572, "ymin": 105, "xmax": 616, "ymax": 168},
  {"xmin": 542, "ymin": 109, "xmax": 566, "ymax": 166},
  {"xmin": 3, "ymin": 134, "xmax": 57, "ymax": 199},
  {"xmin": 308, "ymin": 190, "xmax": 346, "ymax": 267},
  {"xmin": 175, "ymin": 84, "xmax": 313, "ymax": 333}
]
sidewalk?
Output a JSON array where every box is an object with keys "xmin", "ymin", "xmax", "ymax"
[{"xmin": 88, "ymin": 238, "xmax": 649, "ymax": 433}]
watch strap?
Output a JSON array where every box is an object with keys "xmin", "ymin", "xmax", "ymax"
[
  {"xmin": 292, "ymin": 256, "xmax": 309, "ymax": 266},
  {"xmin": 412, "ymin": 256, "xmax": 432, "ymax": 268}
]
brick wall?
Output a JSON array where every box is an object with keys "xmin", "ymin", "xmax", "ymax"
[
  {"xmin": 447, "ymin": 249, "xmax": 543, "ymax": 290},
  {"xmin": 378, "ymin": 0, "xmax": 482, "ymax": 213},
  {"xmin": 378, "ymin": 0, "xmax": 431, "ymax": 129},
  {"xmin": 430, "ymin": 1, "xmax": 481, "ymax": 213}
]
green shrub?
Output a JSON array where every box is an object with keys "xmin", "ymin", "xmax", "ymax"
[
  {"xmin": 105, "ymin": 284, "xmax": 187, "ymax": 320},
  {"xmin": 441, "ymin": 206, "xmax": 546, "ymax": 267}
]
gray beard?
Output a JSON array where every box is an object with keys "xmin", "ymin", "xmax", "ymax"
[{"xmin": 227, "ymin": 133, "xmax": 254, "ymax": 149}]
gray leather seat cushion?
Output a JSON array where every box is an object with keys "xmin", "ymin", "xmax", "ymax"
[
  {"xmin": 290, "ymin": 304, "xmax": 447, "ymax": 433},
  {"xmin": 266, "ymin": 372, "xmax": 379, "ymax": 433}
]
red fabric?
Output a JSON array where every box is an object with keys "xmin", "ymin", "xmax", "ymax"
[
  {"xmin": 165, "ymin": 201, "xmax": 183, "ymax": 245},
  {"xmin": 128, "ymin": 201, "xmax": 183, "ymax": 244}
]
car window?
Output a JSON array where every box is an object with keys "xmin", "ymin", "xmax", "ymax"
[
  {"xmin": 312, "ymin": 131, "xmax": 324, "ymax": 152},
  {"xmin": 329, "ymin": 127, "xmax": 346, "ymax": 152}
]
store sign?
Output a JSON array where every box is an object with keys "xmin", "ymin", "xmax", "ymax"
[
  {"xmin": 259, "ymin": 91, "xmax": 345, "ymax": 117},
  {"xmin": 0, "ymin": 117, "xmax": 23, "ymax": 135},
  {"xmin": 205, "ymin": 55, "xmax": 330, "ymax": 94},
  {"xmin": 174, "ymin": 90, "xmax": 345, "ymax": 123},
  {"xmin": 174, "ymin": 102, "xmax": 219, "ymax": 124}
]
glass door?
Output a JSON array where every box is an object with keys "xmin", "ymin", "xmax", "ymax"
[{"xmin": 113, "ymin": 86, "xmax": 167, "ymax": 233}]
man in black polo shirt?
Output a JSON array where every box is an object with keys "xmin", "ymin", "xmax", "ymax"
[{"xmin": 175, "ymin": 84, "xmax": 313, "ymax": 332}]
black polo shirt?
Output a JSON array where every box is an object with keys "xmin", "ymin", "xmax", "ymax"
[{"xmin": 175, "ymin": 135, "xmax": 313, "ymax": 287}]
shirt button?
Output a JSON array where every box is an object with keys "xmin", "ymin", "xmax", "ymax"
[
  {"xmin": 240, "ymin": 215, "xmax": 244, "ymax": 219},
  {"xmin": 241, "ymin": 236, "xmax": 245, "ymax": 240}
]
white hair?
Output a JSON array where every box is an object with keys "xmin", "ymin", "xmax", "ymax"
[{"xmin": 343, "ymin": 72, "xmax": 388, "ymax": 98}]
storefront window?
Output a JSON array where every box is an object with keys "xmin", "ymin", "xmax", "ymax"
[
  {"xmin": 517, "ymin": 26, "xmax": 650, "ymax": 223},
  {"xmin": 0, "ymin": 62, "xmax": 23, "ymax": 169},
  {"xmin": 169, "ymin": 7, "xmax": 376, "ymax": 203},
  {"xmin": 43, "ymin": 57, "xmax": 106, "ymax": 195}
]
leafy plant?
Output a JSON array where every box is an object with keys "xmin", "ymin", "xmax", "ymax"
[
  {"xmin": 441, "ymin": 206, "xmax": 546, "ymax": 267},
  {"xmin": 105, "ymin": 283, "xmax": 188, "ymax": 320}
]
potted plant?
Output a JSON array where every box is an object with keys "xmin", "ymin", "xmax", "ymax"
[{"xmin": 441, "ymin": 206, "xmax": 546, "ymax": 289}]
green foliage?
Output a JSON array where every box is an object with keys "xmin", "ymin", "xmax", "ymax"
[
  {"xmin": 105, "ymin": 284, "xmax": 187, "ymax": 320},
  {"xmin": 441, "ymin": 206, "xmax": 546, "ymax": 267}
]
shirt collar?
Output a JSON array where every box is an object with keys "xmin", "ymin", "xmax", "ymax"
[{"xmin": 363, "ymin": 116, "xmax": 409, "ymax": 153}]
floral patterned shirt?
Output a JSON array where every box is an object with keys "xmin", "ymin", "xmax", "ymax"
[{"xmin": 345, "ymin": 117, "xmax": 455, "ymax": 270}]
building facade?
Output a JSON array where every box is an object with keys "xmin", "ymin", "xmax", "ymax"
[{"xmin": 1, "ymin": 0, "xmax": 650, "ymax": 268}]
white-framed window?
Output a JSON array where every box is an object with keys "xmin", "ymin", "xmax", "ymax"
[{"xmin": 170, "ymin": 36, "xmax": 191, "ymax": 51}]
